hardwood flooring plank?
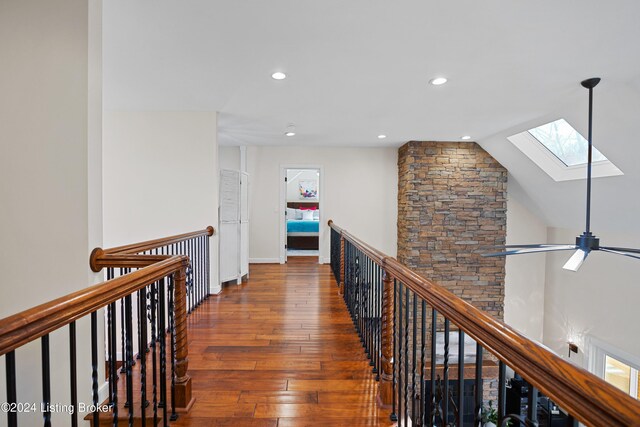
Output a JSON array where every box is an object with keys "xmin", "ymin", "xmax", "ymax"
[{"xmin": 168, "ymin": 257, "xmax": 389, "ymax": 426}]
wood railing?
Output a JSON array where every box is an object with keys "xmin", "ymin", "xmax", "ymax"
[
  {"xmin": 0, "ymin": 226, "xmax": 214, "ymax": 426},
  {"xmin": 328, "ymin": 220, "xmax": 640, "ymax": 427},
  {"xmin": 90, "ymin": 227, "xmax": 214, "ymax": 417}
]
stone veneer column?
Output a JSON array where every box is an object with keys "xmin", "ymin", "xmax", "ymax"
[{"xmin": 397, "ymin": 141, "xmax": 507, "ymax": 318}]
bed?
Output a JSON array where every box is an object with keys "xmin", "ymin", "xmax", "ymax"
[{"xmin": 286, "ymin": 202, "xmax": 319, "ymax": 250}]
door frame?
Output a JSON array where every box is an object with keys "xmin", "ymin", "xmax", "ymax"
[{"xmin": 279, "ymin": 164, "xmax": 324, "ymax": 264}]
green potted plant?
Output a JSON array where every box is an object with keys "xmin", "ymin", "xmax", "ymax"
[{"xmin": 482, "ymin": 400, "xmax": 498, "ymax": 427}]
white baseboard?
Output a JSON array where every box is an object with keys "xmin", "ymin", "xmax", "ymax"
[
  {"xmin": 249, "ymin": 258, "xmax": 280, "ymax": 264},
  {"xmin": 320, "ymin": 257, "xmax": 330, "ymax": 264},
  {"xmin": 99, "ymin": 380, "xmax": 109, "ymax": 403}
]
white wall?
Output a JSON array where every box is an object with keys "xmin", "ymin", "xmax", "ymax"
[
  {"xmin": 219, "ymin": 145, "xmax": 241, "ymax": 171},
  {"xmin": 0, "ymin": 0, "xmax": 103, "ymax": 423},
  {"xmin": 504, "ymin": 179, "xmax": 547, "ymax": 342},
  {"xmin": 103, "ymin": 111, "xmax": 220, "ymax": 292},
  {"xmin": 247, "ymin": 146, "xmax": 397, "ymax": 263},
  {"xmin": 543, "ymin": 227, "xmax": 640, "ymax": 368}
]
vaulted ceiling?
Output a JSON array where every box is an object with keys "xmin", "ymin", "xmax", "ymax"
[{"xmin": 104, "ymin": 0, "xmax": 640, "ymax": 234}]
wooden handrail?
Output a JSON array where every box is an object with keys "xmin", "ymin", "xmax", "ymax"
[
  {"xmin": 105, "ymin": 225, "xmax": 215, "ymax": 254},
  {"xmin": 329, "ymin": 220, "xmax": 640, "ymax": 427},
  {"xmin": 0, "ymin": 256, "xmax": 187, "ymax": 357},
  {"xmin": 88, "ymin": 226, "xmax": 214, "ymax": 411}
]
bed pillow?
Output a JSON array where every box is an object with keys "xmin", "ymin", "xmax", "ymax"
[
  {"xmin": 300, "ymin": 205, "xmax": 317, "ymax": 210},
  {"xmin": 286, "ymin": 208, "xmax": 297, "ymax": 219},
  {"xmin": 295, "ymin": 209, "xmax": 303, "ymax": 219},
  {"xmin": 302, "ymin": 210, "xmax": 314, "ymax": 220},
  {"xmin": 313, "ymin": 209, "xmax": 319, "ymax": 220}
]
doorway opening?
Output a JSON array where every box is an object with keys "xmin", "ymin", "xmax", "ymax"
[{"xmin": 280, "ymin": 166, "xmax": 322, "ymax": 264}]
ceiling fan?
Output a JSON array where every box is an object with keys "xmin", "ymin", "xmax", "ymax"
[{"xmin": 483, "ymin": 77, "xmax": 640, "ymax": 271}]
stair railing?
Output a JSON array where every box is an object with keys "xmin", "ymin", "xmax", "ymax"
[
  {"xmin": 329, "ymin": 220, "xmax": 640, "ymax": 427},
  {"xmin": 0, "ymin": 226, "xmax": 214, "ymax": 426}
]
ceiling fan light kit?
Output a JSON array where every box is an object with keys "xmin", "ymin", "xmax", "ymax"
[{"xmin": 483, "ymin": 78, "xmax": 640, "ymax": 271}]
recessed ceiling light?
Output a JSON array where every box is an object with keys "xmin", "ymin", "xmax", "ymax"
[
  {"xmin": 272, "ymin": 72, "xmax": 286, "ymax": 80},
  {"xmin": 461, "ymin": 135, "xmax": 471, "ymax": 140},
  {"xmin": 429, "ymin": 77, "xmax": 448, "ymax": 86},
  {"xmin": 378, "ymin": 134, "xmax": 387, "ymax": 139},
  {"xmin": 285, "ymin": 131, "xmax": 296, "ymax": 137}
]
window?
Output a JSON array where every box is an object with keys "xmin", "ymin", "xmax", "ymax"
[
  {"xmin": 508, "ymin": 119, "xmax": 623, "ymax": 182},
  {"xmin": 588, "ymin": 337, "xmax": 640, "ymax": 400},
  {"xmin": 604, "ymin": 355, "xmax": 636, "ymax": 396},
  {"xmin": 528, "ymin": 119, "xmax": 607, "ymax": 166}
]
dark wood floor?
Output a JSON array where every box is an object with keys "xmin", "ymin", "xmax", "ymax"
[{"xmin": 175, "ymin": 256, "xmax": 393, "ymax": 427}]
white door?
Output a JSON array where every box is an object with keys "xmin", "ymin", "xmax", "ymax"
[
  {"xmin": 240, "ymin": 172, "xmax": 249, "ymax": 278},
  {"xmin": 219, "ymin": 169, "xmax": 240, "ymax": 282}
]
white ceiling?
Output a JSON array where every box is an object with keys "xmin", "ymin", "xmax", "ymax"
[{"xmin": 103, "ymin": 0, "xmax": 640, "ymax": 234}]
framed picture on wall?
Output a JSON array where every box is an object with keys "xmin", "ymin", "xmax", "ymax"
[{"xmin": 299, "ymin": 180, "xmax": 318, "ymax": 199}]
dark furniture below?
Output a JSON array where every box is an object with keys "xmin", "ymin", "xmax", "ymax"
[{"xmin": 287, "ymin": 235, "xmax": 319, "ymax": 250}]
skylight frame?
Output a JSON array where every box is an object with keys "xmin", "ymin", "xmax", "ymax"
[{"xmin": 508, "ymin": 119, "xmax": 623, "ymax": 182}]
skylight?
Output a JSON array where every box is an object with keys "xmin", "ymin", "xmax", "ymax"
[
  {"xmin": 507, "ymin": 118, "xmax": 623, "ymax": 182},
  {"xmin": 528, "ymin": 119, "xmax": 607, "ymax": 166}
]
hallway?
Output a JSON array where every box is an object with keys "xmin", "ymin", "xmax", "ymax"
[{"xmin": 176, "ymin": 257, "xmax": 393, "ymax": 427}]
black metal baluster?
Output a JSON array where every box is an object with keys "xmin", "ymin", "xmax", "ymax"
[
  {"xmin": 358, "ymin": 250, "xmax": 363, "ymax": 342},
  {"xmin": 187, "ymin": 240, "xmax": 193, "ymax": 313},
  {"xmin": 474, "ymin": 344, "xmax": 484, "ymax": 427},
  {"xmin": 443, "ymin": 318, "xmax": 450, "ymax": 426},
  {"xmin": 375, "ymin": 264, "xmax": 381, "ymax": 380},
  {"xmin": 120, "ymin": 269, "xmax": 126, "ymax": 375},
  {"xmin": 498, "ymin": 361, "xmax": 506, "ymax": 425},
  {"xmin": 205, "ymin": 235, "xmax": 211, "ymax": 299},
  {"xmin": 150, "ymin": 281, "xmax": 159, "ymax": 426},
  {"xmin": 105, "ymin": 268, "xmax": 114, "ymax": 409},
  {"xmin": 90, "ymin": 311, "xmax": 100, "ymax": 426},
  {"xmin": 137, "ymin": 281, "xmax": 143, "ymax": 360},
  {"xmin": 390, "ymin": 278, "xmax": 397, "ymax": 423},
  {"xmin": 420, "ymin": 300, "xmax": 426, "ymax": 427},
  {"xmin": 200, "ymin": 236, "xmax": 204, "ymax": 304},
  {"xmin": 109, "ymin": 302, "xmax": 119, "ymax": 424},
  {"xmin": 69, "ymin": 321, "xmax": 78, "ymax": 427},
  {"xmin": 527, "ymin": 385, "xmax": 538, "ymax": 424},
  {"xmin": 458, "ymin": 329, "xmax": 465, "ymax": 427},
  {"xmin": 139, "ymin": 288, "xmax": 148, "ymax": 426},
  {"xmin": 412, "ymin": 291, "xmax": 417, "ymax": 424},
  {"xmin": 194, "ymin": 237, "xmax": 199, "ymax": 307},
  {"xmin": 125, "ymin": 294, "xmax": 135, "ymax": 425},
  {"xmin": 6, "ymin": 351, "xmax": 17, "ymax": 427},
  {"xmin": 361, "ymin": 250, "xmax": 365, "ymax": 342},
  {"xmin": 42, "ymin": 334, "xmax": 51, "ymax": 427},
  {"xmin": 195, "ymin": 237, "xmax": 200, "ymax": 306},
  {"xmin": 158, "ymin": 277, "xmax": 168, "ymax": 426},
  {"xmin": 430, "ymin": 309, "xmax": 437, "ymax": 426},
  {"xmin": 169, "ymin": 276, "xmax": 178, "ymax": 421},
  {"xmin": 398, "ymin": 282, "xmax": 404, "ymax": 426},
  {"xmin": 404, "ymin": 287, "xmax": 409, "ymax": 424},
  {"xmin": 369, "ymin": 258, "xmax": 373, "ymax": 363}
]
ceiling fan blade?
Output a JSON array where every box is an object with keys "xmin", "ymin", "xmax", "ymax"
[
  {"xmin": 498, "ymin": 244, "xmax": 570, "ymax": 249},
  {"xmin": 599, "ymin": 247, "xmax": 640, "ymax": 261},
  {"xmin": 563, "ymin": 249, "xmax": 589, "ymax": 272},
  {"xmin": 483, "ymin": 245, "xmax": 576, "ymax": 257},
  {"xmin": 599, "ymin": 246, "xmax": 640, "ymax": 255}
]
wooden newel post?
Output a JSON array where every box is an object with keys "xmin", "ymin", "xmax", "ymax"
[
  {"xmin": 377, "ymin": 269, "xmax": 394, "ymax": 408},
  {"xmin": 174, "ymin": 265, "xmax": 195, "ymax": 411},
  {"xmin": 339, "ymin": 235, "xmax": 345, "ymax": 296}
]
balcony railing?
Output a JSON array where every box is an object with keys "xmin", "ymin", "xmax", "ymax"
[
  {"xmin": 0, "ymin": 226, "xmax": 214, "ymax": 426},
  {"xmin": 329, "ymin": 220, "xmax": 640, "ymax": 427}
]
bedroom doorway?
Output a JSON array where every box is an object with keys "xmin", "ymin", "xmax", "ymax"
[{"xmin": 280, "ymin": 166, "xmax": 323, "ymax": 264}]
